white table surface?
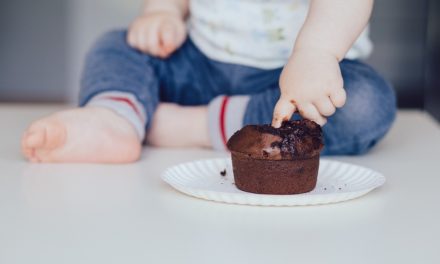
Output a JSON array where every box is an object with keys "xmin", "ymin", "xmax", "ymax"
[{"xmin": 1, "ymin": 104, "xmax": 439, "ymax": 264}]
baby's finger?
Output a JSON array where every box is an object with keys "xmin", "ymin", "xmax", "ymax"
[
  {"xmin": 129, "ymin": 26, "xmax": 145, "ymax": 52},
  {"xmin": 272, "ymin": 98, "xmax": 296, "ymax": 128},
  {"xmin": 159, "ymin": 21, "xmax": 177, "ymax": 56},
  {"xmin": 127, "ymin": 28, "xmax": 137, "ymax": 48},
  {"xmin": 329, "ymin": 88, "xmax": 347, "ymax": 108},
  {"xmin": 144, "ymin": 23, "xmax": 161, "ymax": 55},
  {"xmin": 297, "ymin": 103, "xmax": 327, "ymax": 126},
  {"xmin": 135, "ymin": 30, "xmax": 150, "ymax": 54},
  {"xmin": 314, "ymin": 97, "xmax": 336, "ymax": 117},
  {"xmin": 174, "ymin": 20, "xmax": 187, "ymax": 47}
]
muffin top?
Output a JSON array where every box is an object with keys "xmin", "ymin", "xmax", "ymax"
[{"xmin": 227, "ymin": 120, "xmax": 324, "ymax": 160}]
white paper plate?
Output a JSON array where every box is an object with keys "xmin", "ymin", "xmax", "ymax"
[{"xmin": 161, "ymin": 158, "xmax": 385, "ymax": 206}]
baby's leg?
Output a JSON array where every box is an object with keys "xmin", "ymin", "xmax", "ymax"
[
  {"xmin": 146, "ymin": 103, "xmax": 211, "ymax": 148},
  {"xmin": 240, "ymin": 60, "xmax": 397, "ymax": 155},
  {"xmin": 145, "ymin": 57, "xmax": 395, "ymax": 154},
  {"xmin": 22, "ymin": 30, "xmax": 161, "ymax": 163}
]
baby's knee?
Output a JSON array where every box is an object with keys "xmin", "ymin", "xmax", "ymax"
[
  {"xmin": 89, "ymin": 30, "xmax": 129, "ymax": 53},
  {"xmin": 332, "ymin": 77, "xmax": 396, "ymax": 154},
  {"xmin": 84, "ymin": 29, "xmax": 158, "ymax": 71},
  {"xmin": 356, "ymin": 73, "xmax": 395, "ymax": 124}
]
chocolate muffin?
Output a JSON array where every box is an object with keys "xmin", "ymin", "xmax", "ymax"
[{"xmin": 227, "ymin": 120, "xmax": 324, "ymax": 195}]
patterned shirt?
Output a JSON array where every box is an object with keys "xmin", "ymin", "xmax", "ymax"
[{"xmin": 188, "ymin": 0, "xmax": 372, "ymax": 69}]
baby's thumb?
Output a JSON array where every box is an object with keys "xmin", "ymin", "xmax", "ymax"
[{"xmin": 272, "ymin": 98, "xmax": 296, "ymax": 128}]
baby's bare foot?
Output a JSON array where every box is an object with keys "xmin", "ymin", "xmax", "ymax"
[
  {"xmin": 147, "ymin": 103, "xmax": 211, "ymax": 148},
  {"xmin": 21, "ymin": 107, "xmax": 141, "ymax": 163}
]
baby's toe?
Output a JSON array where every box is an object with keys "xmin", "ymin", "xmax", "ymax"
[
  {"xmin": 21, "ymin": 125, "xmax": 46, "ymax": 162},
  {"xmin": 38, "ymin": 119, "xmax": 66, "ymax": 150},
  {"xmin": 24, "ymin": 130, "xmax": 46, "ymax": 149},
  {"xmin": 21, "ymin": 118, "xmax": 67, "ymax": 162},
  {"xmin": 21, "ymin": 138, "xmax": 36, "ymax": 161}
]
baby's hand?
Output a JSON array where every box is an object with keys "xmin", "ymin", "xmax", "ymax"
[
  {"xmin": 127, "ymin": 12, "xmax": 186, "ymax": 58},
  {"xmin": 272, "ymin": 49, "xmax": 346, "ymax": 127}
]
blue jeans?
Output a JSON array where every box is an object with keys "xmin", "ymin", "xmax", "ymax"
[{"xmin": 80, "ymin": 30, "xmax": 396, "ymax": 155}]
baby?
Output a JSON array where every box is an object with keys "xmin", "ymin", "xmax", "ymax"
[{"xmin": 21, "ymin": 0, "xmax": 396, "ymax": 163}]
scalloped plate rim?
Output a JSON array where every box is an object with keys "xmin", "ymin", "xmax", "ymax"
[{"xmin": 161, "ymin": 158, "xmax": 385, "ymax": 206}]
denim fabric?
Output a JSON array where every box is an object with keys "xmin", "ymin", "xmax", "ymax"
[{"xmin": 80, "ymin": 30, "xmax": 396, "ymax": 155}]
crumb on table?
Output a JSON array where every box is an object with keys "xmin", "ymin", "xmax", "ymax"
[{"xmin": 220, "ymin": 169, "xmax": 227, "ymax": 176}]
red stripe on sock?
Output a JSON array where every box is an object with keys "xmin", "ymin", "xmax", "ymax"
[
  {"xmin": 104, "ymin": 96, "xmax": 143, "ymax": 120},
  {"xmin": 219, "ymin": 96, "xmax": 229, "ymax": 147}
]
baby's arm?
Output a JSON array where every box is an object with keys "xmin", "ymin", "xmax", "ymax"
[
  {"xmin": 127, "ymin": 0, "xmax": 189, "ymax": 58},
  {"xmin": 272, "ymin": 0, "xmax": 374, "ymax": 127}
]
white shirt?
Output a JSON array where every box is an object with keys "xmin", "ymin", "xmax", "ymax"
[{"xmin": 188, "ymin": 0, "xmax": 372, "ymax": 69}]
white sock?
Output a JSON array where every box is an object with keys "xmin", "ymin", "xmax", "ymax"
[
  {"xmin": 86, "ymin": 91, "xmax": 147, "ymax": 140},
  {"xmin": 207, "ymin": 95, "xmax": 250, "ymax": 151}
]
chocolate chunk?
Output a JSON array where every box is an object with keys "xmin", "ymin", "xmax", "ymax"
[{"xmin": 227, "ymin": 120, "xmax": 324, "ymax": 160}]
